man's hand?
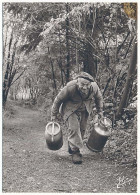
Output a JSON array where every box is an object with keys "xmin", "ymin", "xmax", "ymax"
[
  {"xmin": 51, "ymin": 114, "xmax": 62, "ymax": 122},
  {"xmin": 51, "ymin": 115, "xmax": 57, "ymax": 122},
  {"xmin": 98, "ymin": 112, "xmax": 104, "ymax": 122}
]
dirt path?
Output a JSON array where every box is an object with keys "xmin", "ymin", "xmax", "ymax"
[{"xmin": 2, "ymin": 104, "xmax": 137, "ymax": 193}]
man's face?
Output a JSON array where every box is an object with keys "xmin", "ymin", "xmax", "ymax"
[{"xmin": 77, "ymin": 78, "xmax": 91, "ymax": 95}]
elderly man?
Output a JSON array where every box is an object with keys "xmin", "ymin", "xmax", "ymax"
[{"xmin": 51, "ymin": 72, "xmax": 104, "ymax": 164}]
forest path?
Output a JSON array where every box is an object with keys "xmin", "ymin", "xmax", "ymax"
[{"xmin": 2, "ymin": 102, "xmax": 136, "ymax": 193}]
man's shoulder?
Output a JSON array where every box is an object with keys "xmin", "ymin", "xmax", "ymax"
[
  {"xmin": 59, "ymin": 80, "xmax": 76, "ymax": 93},
  {"xmin": 66, "ymin": 80, "xmax": 77, "ymax": 88},
  {"xmin": 90, "ymin": 82, "xmax": 99, "ymax": 92},
  {"xmin": 91, "ymin": 81, "xmax": 98, "ymax": 87}
]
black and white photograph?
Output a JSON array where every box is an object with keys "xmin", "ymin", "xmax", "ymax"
[{"xmin": 2, "ymin": 1, "xmax": 138, "ymax": 193}]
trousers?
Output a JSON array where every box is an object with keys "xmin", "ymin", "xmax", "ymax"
[{"xmin": 66, "ymin": 110, "xmax": 89, "ymax": 151}]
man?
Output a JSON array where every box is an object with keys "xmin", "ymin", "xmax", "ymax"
[{"xmin": 51, "ymin": 72, "xmax": 104, "ymax": 164}]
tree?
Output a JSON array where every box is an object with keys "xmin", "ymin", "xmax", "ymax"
[
  {"xmin": 3, "ymin": 3, "xmax": 55, "ymax": 106},
  {"xmin": 116, "ymin": 37, "xmax": 137, "ymax": 119},
  {"xmin": 3, "ymin": 4, "xmax": 28, "ymax": 107},
  {"xmin": 116, "ymin": 3, "xmax": 137, "ymax": 119}
]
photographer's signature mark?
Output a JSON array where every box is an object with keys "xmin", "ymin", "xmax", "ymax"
[{"xmin": 117, "ymin": 176, "xmax": 133, "ymax": 188}]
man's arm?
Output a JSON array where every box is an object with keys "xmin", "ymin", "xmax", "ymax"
[
  {"xmin": 92, "ymin": 82, "xmax": 104, "ymax": 117},
  {"xmin": 51, "ymin": 86, "xmax": 69, "ymax": 120}
]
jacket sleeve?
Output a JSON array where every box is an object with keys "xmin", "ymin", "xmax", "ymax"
[
  {"xmin": 92, "ymin": 82, "xmax": 103, "ymax": 113},
  {"xmin": 51, "ymin": 86, "xmax": 69, "ymax": 117}
]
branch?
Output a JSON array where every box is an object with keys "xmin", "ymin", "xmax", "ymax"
[
  {"xmin": 10, "ymin": 69, "xmax": 26, "ymax": 86},
  {"xmin": 91, "ymin": 7, "xmax": 97, "ymax": 37},
  {"xmin": 124, "ymin": 37, "xmax": 134, "ymax": 59},
  {"xmin": 117, "ymin": 31, "xmax": 130, "ymax": 54}
]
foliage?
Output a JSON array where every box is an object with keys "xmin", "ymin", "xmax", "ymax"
[
  {"xmin": 104, "ymin": 114, "xmax": 137, "ymax": 166},
  {"xmin": 122, "ymin": 3, "xmax": 137, "ymax": 20},
  {"xmin": 3, "ymin": 2, "xmax": 137, "ymax": 125}
]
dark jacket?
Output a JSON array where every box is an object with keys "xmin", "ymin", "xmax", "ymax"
[{"xmin": 51, "ymin": 79, "xmax": 103, "ymax": 121}]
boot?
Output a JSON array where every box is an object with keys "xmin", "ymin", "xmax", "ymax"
[
  {"xmin": 68, "ymin": 142, "xmax": 80, "ymax": 154},
  {"xmin": 72, "ymin": 150, "xmax": 82, "ymax": 164}
]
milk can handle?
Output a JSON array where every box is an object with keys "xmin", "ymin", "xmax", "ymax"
[
  {"xmin": 98, "ymin": 118, "xmax": 104, "ymax": 125},
  {"xmin": 98, "ymin": 118, "xmax": 108, "ymax": 131},
  {"xmin": 51, "ymin": 122, "xmax": 54, "ymax": 142}
]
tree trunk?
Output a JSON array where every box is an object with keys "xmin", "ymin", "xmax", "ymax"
[
  {"xmin": 124, "ymin": 37, "xmax": 134, "ymax": 59},
  {"xmin": 116, "ymin": 38, "xmax": 137, "ymax": 119},
  {"xmin": 65, "ymin": 3, "xmax": 70, "ymax": 83},
  {"xmin": 83, "ymin": 6, "xmax": 98, "ymax": 78},
  {"xmin": 76, "ymin": 38, "xmax": 79, "ymax": 72},
  {"xmin": 117, "ymin": 31, "xmax": 130, "ymax": 54},
  {"xmin": 103, "ymin": 77, "xmax": 112, "ymax": 97},
  {"xmin": 58, "ymin": 31, "xmax": 65, "ymax": 87},
  {"xmin": 3, "ymin": 33, "xmax": 13, "ymax": 108},
  {"xmin": 83, "ymin": 42, "xmax": 97, "ymax": 77},
  {"xmin": 48, "ymin": 47, "xmax": 57, "ymax": 94}
]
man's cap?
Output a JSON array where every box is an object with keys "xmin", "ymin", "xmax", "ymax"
[{"xmin": 74, "ymin": 72, "xmax": 94, "ymax": 82}]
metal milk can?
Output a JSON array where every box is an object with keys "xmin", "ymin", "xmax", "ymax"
[
  {"xmin": 86, "ymin": 117, "xmax": 112, "ymax": 152},
  {"xmin": 45, "ymin": 122, "xmax": 63, "ymax": 150}
]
